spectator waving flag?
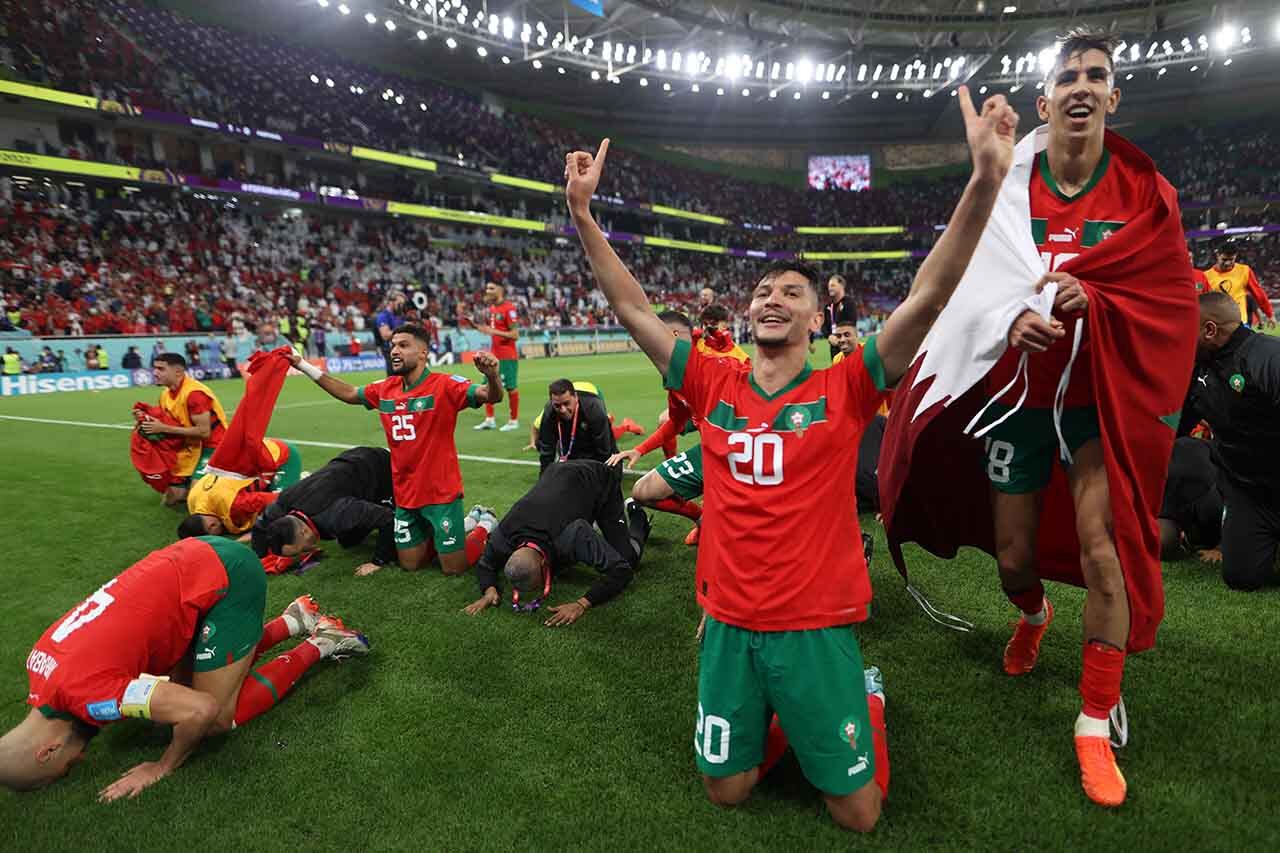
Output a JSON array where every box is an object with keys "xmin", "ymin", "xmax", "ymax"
[{"xmin": 879, "ymin": 125, "xmax": 1197, "ymax": 653}]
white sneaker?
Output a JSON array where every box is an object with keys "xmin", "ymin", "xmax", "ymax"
[
  {"xmin": 498, "ymin": 420, "xmax": 521, "ymax": 432},
  {"xmin": 474, "ymin": 418, "xmax": 497, "ymax": 431}
]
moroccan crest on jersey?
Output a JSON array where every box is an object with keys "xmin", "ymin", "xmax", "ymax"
[
  {"xmin": 200, "ymin": 622, "xmax": 216, "ymax": 642},
  {"xmin": 839, "ymin": 715, "xmax": 859, "ymax": 750},
  {"xmin": 1230, "ymin": 373, "xmax": 1245, "ymax": 393}
]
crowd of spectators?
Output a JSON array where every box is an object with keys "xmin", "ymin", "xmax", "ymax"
[{"xmin": 5, "ymin": 0, "xmax": 1276, "ymax": 234}]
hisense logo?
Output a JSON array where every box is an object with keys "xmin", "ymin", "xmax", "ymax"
[{"xmin": 1, "ymin": 374, "xmax": 131, "ymax": 396}]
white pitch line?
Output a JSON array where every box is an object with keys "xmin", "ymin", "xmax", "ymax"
[{"xmin": 0, "ymin": 414, "xmax": 649, "ymax": 474}]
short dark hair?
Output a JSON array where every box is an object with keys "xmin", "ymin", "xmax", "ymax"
[
  {"xmin": 391, "ymin": 324, "xmax": 431, "ymax": 345},
  {"xmin": 1049, "ymin": 27, "xmax": 1120, "ymax": 78},
  {"xmin": 548, "ymin": 378, "xmax": 575, "ymax": 396},
  {"xmin": 153, "ymin": 352, "xmax": 187, "ymax": 368},
  {"xmin": 1199, "ymin": 291, "xmax": 1240, "ymax": 321},
  {"xmin": 265, "ymin": 515, "xmax": 303, "ymax": 556},
  {"xmin": 756, "ymin": 261, "xmax": 823, "ymax": 304},
  {"xmin": 1216, "ymin": 241, "xmax": 1239, "ymax": 255},
  {"xmin": 658, "ymin": 310, "xmax": 691, "ymax": 329},
  {"xmin": 176, "ymin": 515, "xmax": 207, "ymax": 540},
  {"xmin": 829, "ymin": 274, "xmax": 847, "ymax": 288},
  {"xmin": 700, "ymin": 304, "xmax": 731, "ymax": 326}
]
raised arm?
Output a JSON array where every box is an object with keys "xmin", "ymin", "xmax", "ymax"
[
  {"xmin": 286, "ymin": 350, "xmax": 362, "ymax": 405},
  {"xmin": 565, "ymin": 139, "xmax": 675, "ymax": 375},
  {"xmin": 875, "ymin": 86, "xmax": 1019, "ymax": 386},
  {"xmin": 469, "ymin": 351, "xmax": 504, "ymax": 406}
]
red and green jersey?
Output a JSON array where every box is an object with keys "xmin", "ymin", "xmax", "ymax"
[
  {"xmin": 487, "ymin": 300, "xmax": 519, "ymax": 360},
  {"xmin": 358, "ymin": 370, "xmax": 480, "ymax": 508},
  {"xmin": 665, "ymin": 337, "xmax": 889, "ymax": 631},
  {"xmin": 988, "ymin": 146, "xmax": 1158, "ymax": 408},
  {"xmin": 25, "ymin": 538, "xmax": 232, "ymax": 727}
]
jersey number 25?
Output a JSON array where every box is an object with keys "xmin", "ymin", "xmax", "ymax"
[{"xmin": 390, "ymin": 413, "xmax": 416, "ymax": 442}]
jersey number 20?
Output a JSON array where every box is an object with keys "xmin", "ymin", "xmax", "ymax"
[
  {"xmin": 727, "ymin": 432, "xmax": 783, "ymax": 486},
  {"xmin": 51, "ymin": 579, "xmax": 118, "ymax": 643}
]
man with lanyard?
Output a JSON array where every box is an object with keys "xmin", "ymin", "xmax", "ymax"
[
  {"xmin": 473, "ymin": 281, "xmax": 522, "ymax": 432},
  {"xmin": 564, "ymin": 80, "xmax": 1016, "ymax": 829},
  {"xmin": 535, "ymin": 378, "xmax": 618, "ymax": 473},
  {"xmin": 822, "ymin": 275, "xmax": 860, "ymax": 361},
  {"xmin": 462, "ymin": 460, "xmax": 651, "ymax": 626},
  {"xmin": 136, "ymin": 352, "xmax": 228, "ymax": 507}
]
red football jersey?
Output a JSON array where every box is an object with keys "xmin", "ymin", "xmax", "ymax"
[
  {"xmin": 186, "ymin": 390, "xmax": 226, "ymax": 449},
  {"xmin": 487, "ymin": 300, "xmax": 519, "ymax": 360},
  {"xmin": 666, "ymin": 337, "xmax": 888, "ymax": 631},
  {"xmin": 988, "ymin": 147, "xmax": 1158, "ymax": 408},
  {"xmin": 359, "ymin": 371, "xmax": 478, "ymax": 507},
  {"xmin": 25, "ymin": 538, "xmax": 232, "ymax": 727}
]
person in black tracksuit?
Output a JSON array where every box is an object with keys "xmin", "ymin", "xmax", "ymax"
[
  {"xmin": 463, "ymin": 460, "xmax": 651, "ymax": 625},
  {"xmin": 250, "ymin": 446, "xmax": 396, "ymax": 573},
  {"xmin": 1179, "ymin": 292, "xmax": 1280, "ymax": 589},
  {"xmin": 1157, "ymin": 436, "xmax": 1223, "ymax": 559},
  {"xmin": 536, "ymin": 379, "xmax": 617, "ymax": 473},
  {"xmin": 821, "ymin": 275, "xmax": 859, "ymax": 361}
]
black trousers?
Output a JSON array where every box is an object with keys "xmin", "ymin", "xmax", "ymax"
[{"xmin": 1220, "ymin": 479, "xmax": 1280, "ymax": 591}]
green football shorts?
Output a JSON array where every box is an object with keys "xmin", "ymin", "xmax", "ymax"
[
  {"xmin": 979, "ymin": 404, "xmax": 1101, "ymax": 494},
  {"xmin": 193, "ymin": 537, "xmax": 267, "ymax": 673},
  {"xmin": 655, "ymin": 445, "xmax": 704, "ymax": 501},
  {"xmin": 498, "ymin": 359, "xmax": 519, "ymax": 391},
  {"xmin": 394, "ymin": 498, "xmax": 466, "ymax": 554},
  {"xmin": 696, "ymin": 616, "xmax": 876, "ymax": 797}
]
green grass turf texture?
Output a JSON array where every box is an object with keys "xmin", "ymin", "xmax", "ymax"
[{"xmin": 1, "ymin": 350, "xmax": 1277, "ymax": 852}]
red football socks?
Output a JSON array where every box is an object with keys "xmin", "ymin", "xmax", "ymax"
[
  {"xmin": 508, "ymin": 390, "xmax": 519, "ymax": 421},
  {"xmin": 1079, "ymin": 641, "xmax": 1126, "ymax": 719},
  {"xmin": 654, "ymin": 497, "xmax": 702, "ymax": 521},
  {"xmin": 1005, "ymin": 581, "xmax": 1046, "ymax": 617},
  {"xmin": 759, "ymin": 714, "xmax": 788, "ymax": 776},
  {"xmin": 867, "ymin": 692, "xmax": 891, "ymax": 800},
  {"xmin": 232, "ymin": 640, "xmax": 322, "ymax": 727},
  {"xmin": 255, "ymin": 617, "xmax": 292, "ymax": 660},
  {"xmin": 465, "ymin": 526, "xmax": 489, "ymax": 566},
  {"xmin": 485, "ymin": 403, "xmax": 495, "ymax": 418}
]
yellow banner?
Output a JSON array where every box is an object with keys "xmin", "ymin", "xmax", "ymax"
[
  {"xmin": 0, "ymin": 80, "xmax": 99, "ymax": 110},
  {"xmin": 0, "ymin": 149, "xmax": 141, "ymax": 181},
  {"xmin": 642, "ymin": 236, "xmax": 727, "ymax": 254},
  {"xmin": 490, "ymin": 173, "xmax": 557, "ymax": 193},
  {"xmin": 649, "ymin": 204, "xmax": 729, "ymax": 226},
  {"xmin": 351, "ymin": 146, "xmax": 438, "ymax": 172},
  {"xmin": 386, "ymin": 201, "xmax": 545, "ymax": 231},
  {"xmin": 799, "ymin": 250, "xmax": 911, "ymax": 260},
  {"xmin": 793, "ymin": 225, "xmax": 905, "ymax": 235}
]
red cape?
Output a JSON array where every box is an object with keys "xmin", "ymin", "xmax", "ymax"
[
  {"xmin": 129, "ymin": 402, "xmax": 183, "ymax": 493},
  {"xmin": 208, "ymin": 347, "xmax": 293, "ymax": 477},
  {"xmin": 880, "ymin": 131, "xmax": 1197, "ymax": 653}
]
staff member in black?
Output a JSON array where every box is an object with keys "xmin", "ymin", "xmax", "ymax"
[
  {"xmin": 462, "ymin": 460, "xmax": 651, "ymax": 626},
  {"xmin": 821, "ymin": 274, "xmax": 859, "ymax": 360},
  {"xmin": 251, "ymin": 446, "xmax": 397, "ymax": 576},
  {"xmin": 535, "ymin": 378, "xmax": 618, "ymax": 473},
  {"xmin": 1180, "ymin": 292, "xmax": 1280, "ymax": 589},
  {"xmin": 1157, "ymin": 436, "xmax": 1224, "ymax": 560}
]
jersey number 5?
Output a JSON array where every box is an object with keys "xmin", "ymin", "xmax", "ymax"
[
  {"xmin": 390, "ymin": 413, "xmax": 416, "ymax": 442},
  {"xmin": 51, "ymin": 579, "xmax": 118, "ymax": 643},
  {"xmin": 727, "ymin": 432, "xmax": 784, "ymax": 486}
]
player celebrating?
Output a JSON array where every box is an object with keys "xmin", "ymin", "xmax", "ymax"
[
  {"xmin": 135, "ymin": 353, "xmax": 228, "ymax": 506},
  {"xmin": 473, "ymin": 281, "xmax": 522, "ymax": 431},
  {"xmin": 290, "ymin": 325, "xmax": 503, "ymax": 577},
  {"xmin": 0, "ymin": 537, "xmax": 368, "ymax": 799},
  {"xmin": 565, "ymin": 82, "xmax": 1016, "ymax": 830},
  {"xmin": 1203, "ymin": 241, "xmax": 1272, "ymax": 326}
]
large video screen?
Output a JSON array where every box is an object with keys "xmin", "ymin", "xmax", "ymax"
[{"xmin": 808, "ymin": 154, "xmax": 871, "ymax": 191}]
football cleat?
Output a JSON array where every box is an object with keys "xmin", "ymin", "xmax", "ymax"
[
  {"xmin": 474, "ymin": 418, "xmax": 497, "ymax": 431},
  {"xmin": 283, "ymin": 594, "xmax": 322, "ymax": 635},
  {"xmin": 1075, "ymin": 735, "xmax": 1127, "ymax": 807},
  {"xmin": 311, "ymin": 616, "xmax": 371, "ymax": 659},
  {"xmin": 683, "ymin": 523, "xmax": 701, "ymax": 547},
  {"xmin": 864, "ymin": 666, "xmax": 885, "ymax": 704},
  {"xmin": 1003, "ymin": 599, "xmax": 1054, "ymax": 676},
  {"xmin": 468, "ymin": 504, "xmax": 496, "ymax": 522},
  {"xmin": 498, "ymin": 420, "xmax": 521, "ymax": 432},
  {"xmin": 618, "ymin": 417, "xmax": 645, "ymax": 436}
]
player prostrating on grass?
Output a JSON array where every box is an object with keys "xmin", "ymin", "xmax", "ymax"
[
  {"xmin": 0, "ymin": 537, "xmax": 368, "ymax": 800},
  {"xmin": 289, "ymin": 324, "xmax": 502, "ymax": 577},
  {"xmin": 565, "ymin": 86, "xmax": 1017, "ymax": 831},
  {"xmin": 473, "ymin": 281, "xmax": 522, "ymax": 432}
]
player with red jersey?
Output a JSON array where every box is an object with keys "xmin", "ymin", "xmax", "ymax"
[
  {"xmin": 291, "ymin": 325, "xmax": 503, "ymax": 577},
  {"xmin": 975, "ymin": 30, "xmax": 1180, "ymax": 807},
  {"xmin": 0, "ymin": 537, "xmax": 368, "ymax": 799},
  {"xmin": 474, "ymin": 281, "xmax": 522, "ymax": 432},
  {"xmin": 565, "ymin": 84, "xmax": 1016, "ymax": 830}
]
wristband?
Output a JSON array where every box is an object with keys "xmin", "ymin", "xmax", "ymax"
[{"xmin": 296, "ymin": 360, "xmax": 323, "ymax": 381}]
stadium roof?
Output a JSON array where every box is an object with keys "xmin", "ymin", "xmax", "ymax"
[{"xmin": 190, "ymin": 1, "xmax": 1280, "ymax": 144}]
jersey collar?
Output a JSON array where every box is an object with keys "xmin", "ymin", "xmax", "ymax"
[
  {"xmin": 400, "ymin": 368, "xmax": 431, "ymax": 393},
  {"xmin": 1038, "ymin": 147, "xmax": 1111, "ymax": 203},
  {"xmin": 748, "ymin": 363, "xmax": 812, "ymax": 402}
]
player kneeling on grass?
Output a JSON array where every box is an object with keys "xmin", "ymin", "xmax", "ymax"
[
  {"xmin": 564, "ymin": 82, "xmax": 1016, "ymax": 829},
  {"xmin": 462, "ymin": 460, "xmax": 651, "ymax": 626},
  {"xmin": 287, "ymin": 326, "xmax": 503, "ymax": 577},
  {"xmin": 0, "ymin": 537, "xmax": 368, "ymax": 800}
]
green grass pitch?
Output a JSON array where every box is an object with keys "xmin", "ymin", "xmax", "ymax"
[{"xmin": 1, "ymin": 350, "xmax": 1276, "ymax": 851}]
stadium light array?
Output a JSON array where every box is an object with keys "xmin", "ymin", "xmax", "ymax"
[
  {"xmin": 338, "ymin": 3, "xmax": 349, "ymax": 14},
  {"xmin": 445, "ymin": 37, "xmax": 456, "ymax": 49},
  {"xmin": 364, "ymin": 12, "xmax": 376, "ymax": 24},
  {"xmin": 691, "ymin": 83, "xmax": 700, "ymax": 92},
  {"xmin": 500, "ymin": 55, "xmax": 510, "ymax": 64},
  {"xmin": 895, "ymin": 91, "xmax": 904, "ymax": 100},
  {"xmin": 742, "ymin": 87, "xmax": 750, "ymax": 97},
  {"xmin": 476, "ymin": 46, "xmax": 486, "ymax": 57},
  {"xmin": 310, "ymin": 74, "xmax": 319, "ymax": 83},
  {"xmin": 416, "ymin": 29, "xmax": 427, "ymax": 40},
  {"xmin": 821, "ymin": 90, "xmax": 830, "ymax": 100},
  {"xmin": 1189, "ymin": 64, "xmax": 1199, "ymax": 71},
  {"xmin": 639, "ymin": 77, "xmax": 648, "ymax": 87},
  {"xmin": 793, "ymin": 90, "xmax": 801, "ymax": 99},
  {"xmin": 557, "ymin": 66, "xmax": 565, "ymax": 74},
  {"xmin": 317, "ymin": 0, "xmax": 328, "ymax": 7},
  {"xmin": 1215, "ymin": 25, "xmax": 1236, "ymax": 51},
  {"xmin": 769, "ymin": 89, "xmax": 777, "ymax": 98},
  {"xmin": 871, "ymin": 90, "xmax": 879, "ymax": 99},
  {"xmin": 662, "ymin": 81, "xmax": 670, "ymax": 91},
  {"xmin": 1224, "ymin": 58, "xmax": 1234, "ymax": 66},
  {"xmin": 532, "ymin": 59, "xmax": 542, "ymax": 69},
  {"xmin": 591, "ymin": 70, "xmax": 600, "ymax": 80},
  {"xmin": 385, "ymin": 19, "xmax": 396, "ymax": 31},
  {"xmin": 325, "ymin": 77, "xmax": 334, "ymax": 87}
]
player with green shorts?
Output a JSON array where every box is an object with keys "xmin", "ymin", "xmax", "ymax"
[
  {"xmin": 393, "ymin": 497, "xmax": 468, "ymax": 555},
  {"xmin": 979, "ymin": 404, "xmax": 1101, "ymax": 493}
]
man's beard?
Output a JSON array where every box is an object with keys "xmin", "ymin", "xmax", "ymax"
[{"xmin": 389, "ymin": 359, "xmax": 415, "ymax": 376}]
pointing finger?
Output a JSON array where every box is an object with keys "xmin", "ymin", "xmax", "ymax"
[
  {"xmin": 957, "ymin": 85, "xmax": 977, "ymax": 123},
  {"xmin": 595, "ymin": 137, "xmax": 610, "ymax": 169}
]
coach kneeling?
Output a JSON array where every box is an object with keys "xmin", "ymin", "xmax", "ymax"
[
  {"xmin": 536, "ymin": 379, "xmax": 617, "ymax": 472},
  {"xmin": 1182, "ymin": 292, "xmax": 1280, "ymax": 590}
]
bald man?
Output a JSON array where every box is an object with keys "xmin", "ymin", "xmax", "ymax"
[{"xmin": 1180, "ymin": 292, "xmax": 1280, "ymax": 590}]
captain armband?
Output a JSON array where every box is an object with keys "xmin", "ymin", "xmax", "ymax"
[{"xmin": 120, "ymin": 674, "xmax": 170, "ymax": 720}]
